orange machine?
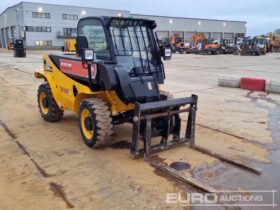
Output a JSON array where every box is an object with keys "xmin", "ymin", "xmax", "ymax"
[
  {"xmin": 193, "ymin": 32, "xmax": 206, "ymax": 48},
  {"xmin": 205, "ymin": 40, "xmax": 221, "ymax": 49},
  {"xmin": 192, "ymin": 33, "xmax": 222, "ymax": 54},
  {"xmin": 169, "ymin": 35, "xmax": 191, "ymax": 53}
]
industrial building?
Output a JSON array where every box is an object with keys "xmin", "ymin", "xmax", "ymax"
[{"xmin": 0, "ymin": 1, "xmax": 246, "ymax": 49}]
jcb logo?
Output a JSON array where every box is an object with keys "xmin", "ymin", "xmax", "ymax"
[{"xmin": 60, "ymin": 87, "xmax": 71, "ymax": 95}]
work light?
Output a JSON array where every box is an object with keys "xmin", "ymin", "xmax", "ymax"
[{"xmin": 82, "ymin": 49, "xmax": 94, "ymax": 62}]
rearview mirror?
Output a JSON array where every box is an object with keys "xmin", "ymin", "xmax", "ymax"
[{"xmin": 162, "ymin": 47, "xmax": 172, "ymax": 60}]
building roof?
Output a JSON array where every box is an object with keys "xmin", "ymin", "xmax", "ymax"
[
  {"xmin": 0, "ymin": 1, "xmax": 130, "ymax": 16},
  {"xmin": 0, "ymin": 2, "xmax": 22, "ymax": 16},
  {"xmin": 132, "ymin": 13, "xmax": 246, "ymax": 24},
  {"xmin": 0, "ymin": 1, "xmax": 246, "ymax": 24}
]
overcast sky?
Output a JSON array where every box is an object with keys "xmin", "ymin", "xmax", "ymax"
[{"xmin": 1, "ymin": 0, "xmax": 279, "ymax": 36}]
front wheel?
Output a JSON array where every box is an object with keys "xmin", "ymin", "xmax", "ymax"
[
  {"xmin": 37, "ymin": 84, "xmax": 64, "ymax": 122},
  {"xmin": 79, "ymin": 98, "xmax": 113, "ymax": 148}
]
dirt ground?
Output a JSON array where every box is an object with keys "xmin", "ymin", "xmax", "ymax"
[{"xmin": 0, "ymin": 49, "xmax": 279, "ymax": 210}]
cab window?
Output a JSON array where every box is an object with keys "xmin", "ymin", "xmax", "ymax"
[{"xmin": 78, "ymin": 19, "xmax": 111, "ymax": 61}]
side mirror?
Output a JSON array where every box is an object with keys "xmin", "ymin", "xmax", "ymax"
[
  {"xmin": 162, "ymin": 47, "xmax": 172, "ymax": 61},
  {"xmin": 82, "ymin": 49, "xmax": 94, "ymax": 63},
  {"xmin": 76, "ymin": 36, "xmax": 89, "ymax": 56}
]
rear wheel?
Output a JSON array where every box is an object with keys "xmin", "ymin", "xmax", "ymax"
[
  {"xmin": 37, "ymin": 83, "xmax": 64, "ymax": 122},
  {"xmin": 79, "ymin": 98, "xmax": 113, "ymax": 148}
]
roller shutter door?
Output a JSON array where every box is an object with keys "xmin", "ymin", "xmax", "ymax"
[
  {"xmin": 212, "ymin": 32, "xmax": 222, "ymax": 41},
  {"xmin": 171, "ymin": 31, "xmax": 183, "ymax": 38},
  {"xmin": 203, "ymin": 32, "xmax": 211, "ymax": 39},
  {"xmin": 11, "ymin": 26, "xmax": 16, "ymax": 38},
  {"xmin": 5, "ymin": 28, "xmax": 10, "ymax": 45},
  {"xmin": 0, "ymin": 29, "xmax": 4, "ymax": 48},
  {"xmin": 236, "ymin": 33, "xmax": 245, "ymax": 38},
  {"xmin": 224, "ymin": 33, "xmax": 234, "ymax": 42},
  {"xmin": 156, "ymin": 31, "xmax": 169, "ymax": 40},
  {"xmin": 185, "ymin": 32, "xmax": 194, "ymax": 42}
]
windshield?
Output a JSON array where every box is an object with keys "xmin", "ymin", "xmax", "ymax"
[
  {"xmin": 257, "ymin": 39, "xmax": 267, "ymax": 45},
  {"xmin": 245, "ymin": 39, "xmax": 256, "ymax": 45},
  {"xmin": 109, "ymin": 19, "xmax": 155, "ymax": 73}
]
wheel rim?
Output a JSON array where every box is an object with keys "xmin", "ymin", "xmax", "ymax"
[
  {"xmin": 81, "ymin": 109, "xmax": 94, "ymax": 140},
  {"xmin": 39, "ymin": 92, "xmax": 49, "ymax": 115}
]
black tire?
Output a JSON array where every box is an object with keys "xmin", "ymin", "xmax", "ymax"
[
  {"xmin": 79, "ymin": 98, "xmax": 113, "ymax": 148},
  {"xmin": 37, "ymin": 83, "xmax": 64, "ymax": 122},
  {"xmin": 255, "ymin": 51, "xmax": 261, "ymax": 56}
]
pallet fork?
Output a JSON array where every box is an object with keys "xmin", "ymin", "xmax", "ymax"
[{"xmin": 131, "ymin": 95, "xmax": 198, "ymax": 158}]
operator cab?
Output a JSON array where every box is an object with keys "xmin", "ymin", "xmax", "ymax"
[
  {"xmin": 77, "ymin": 17, "xmax": 169, "ymax": 76},
  {"xmin": 51, "ymin": 16, "xmax": 172, "ymax": 104}
]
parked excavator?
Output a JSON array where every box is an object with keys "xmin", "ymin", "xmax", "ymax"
[
  {"xmin": 193, "ymin": 32, "xmax": 206, "ymax": 52},
  {"xmin": 203, "ymin": 39, "xmax": 222, "ymax": 55},
  {"xmin": 168, "ymin": 35, "xmax": 192, "ymax": 54}
]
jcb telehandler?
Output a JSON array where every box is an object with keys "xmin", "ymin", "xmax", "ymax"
[
  {"xmin": 36, "ymin": 17, "xmax": 260, "ymax": 192},
  {"xmin": 35, "ymin": 16, "xmax": 195, "ymax": 158}
]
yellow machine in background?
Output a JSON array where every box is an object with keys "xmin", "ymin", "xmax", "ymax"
[
  {"xmin": 7, "ymin": 40, "xmax": 14, "ymax": 50},
  {"xmin": 63, "ymin": 39, "xmax": 76, "ymax": 52},
  {"xmin": 269, "ymin": 33, "xmax": 280, "ymax": 52}
]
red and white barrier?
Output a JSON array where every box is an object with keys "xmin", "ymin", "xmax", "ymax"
[
  {"xmin": 266, "ymin": 80, "xmax": 280, "ymax": 94},
  {"xmin": 240, "ymin": 77, "xmax": 266, "ymax": 91},
  {"xmin": 218, "ymin": 75, "xmax": 280, "ymax": 94}
]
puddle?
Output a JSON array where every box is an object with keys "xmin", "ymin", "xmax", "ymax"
[
  {"xmin": 170, "ymin": 162, "xmax": 191, "ymax": 171},
  {"xmin": 191, "ymin": 92, "xmax": 280, "ymax": 210}
]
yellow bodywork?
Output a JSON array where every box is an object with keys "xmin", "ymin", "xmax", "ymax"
[
  {"xmin": 7, "ymin": 41, "xmax": 14, "ymax": 50},
  {"xmin": 35, "ymin": 54, "xmax": 134, "ymax": 116}
]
